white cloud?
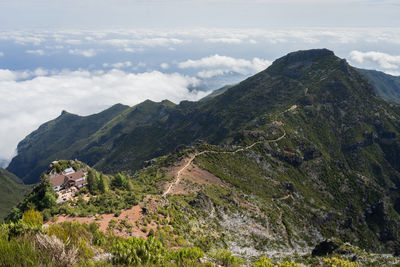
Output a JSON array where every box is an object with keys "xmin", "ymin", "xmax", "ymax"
[
  {"xmin": 0, "ymin": 31, "xmax": 46, "ymax": 45},
  {"xmin": 205, "ymin": 38, "xmax": 243, "ymax": 44},
  {"xmin": 178, "ymin": 54, "xmax": 272, "ymax": 75},
  {"xmin": 160, "ymin": 63, "xmax": 170, "ymax": 70},
  {"xmin": 197, "ymin": 69, "xmax": 230, "ymax": 78},
  {"xmin": 102, "ymin": 37, "xmax": 185, "ymax": 48},
  {"xmin": 0, "ymin": 69, "xmax": 47, "ymax": 81},
  {"xmin": 0, "ymin": 69, "xmax": 209, "ymax": 162},
  {"xmin": 349, "ymin": 50, "xmax": 400, "ymax": 69},
  {"xmin": 69, "ymin": 49, "xmax": 98, "ymax": 57},
  {"xmin": 0, "ymin": 69, "xmax": 17, "ymax": 81},
  {"xmin": 26, "ymin": 49, "xmax": 45, "ymax": 56},
  {"xmin": 386, "ymin": 71, "xmax": 400, "ymax": 76},
  {"xmin": 123, "ymin": 47, "xmax": 136, "ymax": 53},
  {"xmin": 64, "ymin": 39, "xmax": 82, "ymax": 45},
  {"xmin": 138, "ymin": 38, "xmax": 184, "ymax": 46},
  {"xmin": 103, "ymin": 61, "xmax": 132, "ymax": 69},
  {"xmin": 0, "ymin": 52, "xmax": 3, "ymax": 57}
]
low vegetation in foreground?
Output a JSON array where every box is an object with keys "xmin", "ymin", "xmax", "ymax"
[
  {"xmin": 2, "ymin": 157, "xmax": 399, "ymax": 266},
  {"xmin": 2, "ymin": 209, "xmax": 398, "ymax": 266}
]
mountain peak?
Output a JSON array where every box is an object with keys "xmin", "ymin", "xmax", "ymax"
[
  {"xmin": 264, "ymin": 48, "xmax": 339, "ymax": 78},
  {"xmin": 274, "ymin": 48, "xmax": 335, "ymax": 65}
]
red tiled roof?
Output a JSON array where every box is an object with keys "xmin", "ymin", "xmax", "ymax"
[
  {"xmin": 50, "ymin": 174, "xmax": 67, "ymax": 187},
  {"xmin": 50, "ymin": 170, "xmax": 85, "ymax": 187},
  {"xmin": 65, "ymin": 170, "xmax": 85, "ymax": 181}
]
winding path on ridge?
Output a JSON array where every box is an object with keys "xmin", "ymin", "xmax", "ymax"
[{"xmin": 162, "ymin": 129, "xmax": 286, "ymax": 196}]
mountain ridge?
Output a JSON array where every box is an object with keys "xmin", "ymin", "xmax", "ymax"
[{"xmin": 7, "ymin": 49, "xmax": 400, "ymax": 183}]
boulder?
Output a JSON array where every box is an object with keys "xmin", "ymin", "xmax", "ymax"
[
  {"xmin": 189, "ymin": 191, "xmax": 213, "ymax": 211},
  {"xmin": 312, "ymin": 239, "xmax": 341, "ymax": 257}
]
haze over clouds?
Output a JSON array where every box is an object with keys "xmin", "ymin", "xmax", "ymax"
[{"xmin": 0, "ymin": 0, "xmax": 398, "ymax": 28}]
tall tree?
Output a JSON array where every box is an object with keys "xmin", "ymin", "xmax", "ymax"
[
  {"xmin": 98, "ymin": 173, "xmax": 109, "ymax": 193},
  {"xmin": 87, "ymin": 169, "xmax": 98, "ymax": 194}
]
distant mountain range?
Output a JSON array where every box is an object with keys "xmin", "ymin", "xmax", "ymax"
[{"xmin": 357, "ymin": 68, "xmax": 400, "ymax": 103}]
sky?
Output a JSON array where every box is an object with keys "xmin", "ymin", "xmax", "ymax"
[
  {"xmin": 0, "ymin": 0, "xmax": 399, "ymax": 29},
  {"xmin": 0, "ymin": 0, "xmax": 400, "ymax": 167}
]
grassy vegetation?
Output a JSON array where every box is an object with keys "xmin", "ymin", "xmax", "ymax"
[{"xmin": 1, "ymin": 212, "xmax": 397, "ymax": 266}]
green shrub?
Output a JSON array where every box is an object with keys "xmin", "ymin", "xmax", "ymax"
[
  {"xmin": 253, "ymin": 256, "xmax": 274, "ymax": 267},
  {"xmin": 111, "ymin": 237, "xmax": 166, "ymax": 265},
  {"xmin": 211, "ymin": 249, "xmax": 244, "ymax": 267},
  {"xmin": 253, "ymin": 256, "xmax": 302, "ymax": 267},
  {"xmin": 169, "ymin": 247, "xmax": 204, "ymax": 264},
  {"xmin": 0, "ymin": 233, "xmax": 52, "ymax": 266},
  {"xmin": 1, "ymin": 221, "xmax": 41, "ymax": 239},
  {"xmin": 5, "ymin": 174, "xmax": 57, "ymax": 222},
  {"xmin": 323, "ymin": 257, "xmax": 359, "ymax": 267},
  {"xmin": 112, "ymin": 173, "xmax": 127, "ymax": 189},
  {"xmin": 46, "ymin": 222, "xmax": 100, "ymax": 249},
  {"xmin": 22, "ymin": 209, "xmax": 43, "ymax": 225},
  {"xmin": 120, "ymin": 219, "xmax": 133, "ymax": 230},
  {"xmin": 148, "ymin": 229, "xmax": 155, "ymax": 237},
  {"xmin": 108, "ymin": 219, "xmax": 117, "ymax": 229}
]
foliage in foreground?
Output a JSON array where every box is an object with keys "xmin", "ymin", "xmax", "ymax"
[{"xmin": 0, "ymin": 213, "xmax": 398, "ymax": 267}]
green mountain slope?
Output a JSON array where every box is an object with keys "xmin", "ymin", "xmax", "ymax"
[
  {"xmin": 183, "ymin": 49, "xmax": 400, "ymax": 252},
  {"xmin": 5, "ymin": 49, "xmax": 400, "ymax": 255},
  {"xmin": 7, "ymin": 103, "xmax": 129, "ymax": 184},
  {"xmin": 358, "ymin": 68, "xmax": 400, "ymax": 103},
  {"xmin": 199, "ymin": 84, "xmax": 233, "ymax": 102},
  {"xmin": 0, "ymin": 169, "xmax": 30, "ymax": 221},
  {"xmin": 74, "ymin": 99, "xmax": 176, "ymax": 172}
]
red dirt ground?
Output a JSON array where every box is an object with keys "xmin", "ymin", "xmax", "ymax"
[{"xmin": 47, "ymin": 205, "xmax": 158, "ymax": 238}]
